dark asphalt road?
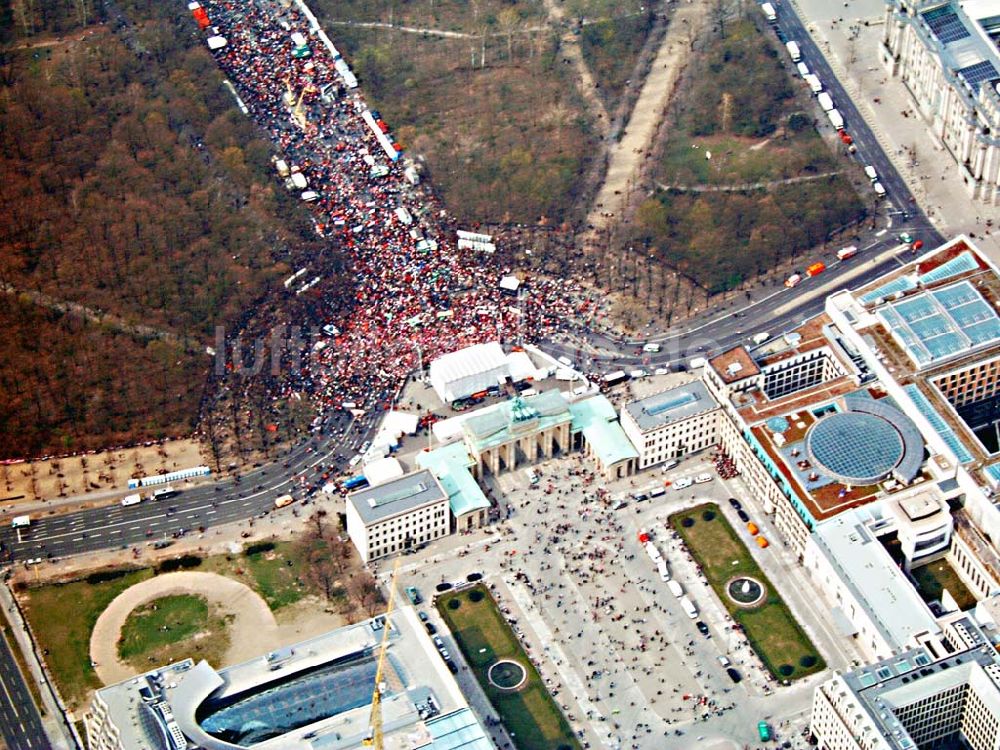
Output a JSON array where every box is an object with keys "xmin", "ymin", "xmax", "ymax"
[{"xmin": 0, "ymin": 631, "xmax": 48, "ymax": 750}]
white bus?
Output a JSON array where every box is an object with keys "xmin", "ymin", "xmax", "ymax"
[
  {"xmin": 152, "ymin": 486, "xmax": 180, "ymax": 501},
  {"xmin": 785, "ymin": 41, "xmax": 801, "ymax": 62},
  {"xmin": 11, "ymin": 515, "xmax": 30, "ymax": 529}
]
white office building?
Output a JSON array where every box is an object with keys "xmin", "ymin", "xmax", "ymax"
[
  {"xmin": 346, "ymin": 470, "xmax": 450, "ymax": 562},
  {"xmin": 620, "ymin": 380, "xmax": 720, "ymax": 469},
  {"xmin": 85, "ymin": 609, "xmax": 492, "ymax": 750},
  {"xmin": 811, "ymin": 617, "xmax": 1000, "ymax": 750},
  {"xmin": 882, "ymin": 0, "xmax": 1000, "ymax": 203}
]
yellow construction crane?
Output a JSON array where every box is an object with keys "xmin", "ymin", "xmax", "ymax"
[
  {"xmin": 291, "ymin": 83, "xmax": 316, "ymax": 129},
  {"xmin": 363, "ymin": 559, "xmax": 400, "ymax": 750}
]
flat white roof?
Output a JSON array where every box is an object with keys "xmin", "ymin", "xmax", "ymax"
[{"xmin": 813, "ymin": 508, "xmax": 940, "ymax": 651}]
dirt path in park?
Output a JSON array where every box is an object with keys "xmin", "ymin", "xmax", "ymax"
[{"xmin": 583, "ymin": 0, "xmax": 712, "ymax": 246}]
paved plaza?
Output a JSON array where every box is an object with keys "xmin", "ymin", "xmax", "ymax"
[{"xmin": 383, "ymin": 447, "xmax": 870, "ymax": 749}]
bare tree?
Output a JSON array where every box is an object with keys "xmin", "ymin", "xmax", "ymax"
[
  {"xmin": 11, "ymin": 0, "xmax": 36, "ymax": 37},
  {"xmin": 348, "ymin": 574, "xmax": 384, "ymax": 618}
]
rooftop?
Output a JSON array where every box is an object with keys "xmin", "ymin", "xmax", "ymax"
[
  {"xmin": 415, "ymin": 442, "xmax": 490, "ymax": 518},
  {"xmin": 347, "ymin": 470, "xmax": 447, "ymax": 525},
  {"xmin": 462, "ymin": 389, "xmax": 572, "ymax": 453},
  {"xmin": 569, "ymin": 395, "xmax": 639, "ymax": 467},
  {"xmin": 813, "ymin": 509, "xmax": 940, "ymax": 652},
  {"xmin": 838, "ymin": 638, "xmax": 1000, "ymax": 750},
  {"xmin": 708, "ymin": 346, "xmax": 759, "ymax": 384},
  {"xmin": 93, "ymin": 608, "xmax": 476, "ymax": 750},
  {"xmin": 622, "ymin": 380, "xmax": 719, "ymax": 433}
]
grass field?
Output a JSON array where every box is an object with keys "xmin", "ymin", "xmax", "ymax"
[
  {"xmin": 911, "ymin": 560, "xmax": 978, "ymax": 612},
  {"xmin": 669, "ymin": 504, "xmax": 824, "ymax": 681},
  {"xmin": 438, "ymin": 585, "xmax": 579, "ymax": 750},
  {"xmin": 21, "ymin": 568, "xmax": 153, "ymax": 710},
  {"xmin": 22, "ymin": 543, "xmax": 314, "ymax": 710},
  {"xmin": 201, "ymin": 541, "xmax": 310, "ymax": 610},
  {"xmin": 117, "ymin": 593, "xmax": 230, "ymax": 671}
]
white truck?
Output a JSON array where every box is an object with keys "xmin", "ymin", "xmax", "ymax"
[
  {"xmin": 761, "ymin": 2, "xmax": 777, "ymax": 22},
  {"xmin": 837, "ymin": 245, "xmax": 859, "ymax": 261},
  {"xmin": 121, "ymin": 493, "xmax": 142, "ymax": 507},
  {"xmin": 667, "ymin": 580, "xmax": 684, "ymax": 598},
  {"xmin": 785, "ymin": 41, "xmax": 801, "ymax": 62},
  {"xmin": 827, "ymin": 108, "xmax": 844, "ymax": 130},
  {"xmin": 796, "ymin": 61, "xmax": 809, "ymax": 77},
  {"xmin": 11, "ymin": 515, "xmax": 30, "ymax": 529},
  {"xmin": 679, "ymin": 595, "xmax": 699, "ymax": 619},
  {"xmin": 752, "ymin": 332, "xmax": 771, "ymax": 345},
  {"xmin": 803, "ymin": 74, "xmax": 822, "ymax": 94},
  {"xmin": 817, "ymin": 92, "xmax": 834, "ymax": 112}
]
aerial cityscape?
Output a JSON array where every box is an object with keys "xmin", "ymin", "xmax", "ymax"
[{"xmin": 1, "ymin": 0, "xmax": 999, "ymax": 749}]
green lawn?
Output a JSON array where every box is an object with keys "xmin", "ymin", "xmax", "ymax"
[
  {"xmin": 438, "ymin": 585, "xmax": 579, "ymax": 750},
  {"xmin": 669, "ymin": 504, "xmax": 824, "ymax": 681},
  {"xmin": 912, "ymin": 560, "xmax": 978, "ymax": 612},
  {"xmin": 21, "ymin": 568, "xmax": 153, "ymax": 710},
  {"xmin": 201, "ymin": 541, "xmax": 309, "ymax": 610},
  {"xmin": 118, "ymin": 594, "xmax": 208, "ymax": 660}
]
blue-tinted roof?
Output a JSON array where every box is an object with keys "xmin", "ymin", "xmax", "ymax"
[
  {"xmin": 922, "ymin": 5, "xmax": 971, "ymax": 43},
  {"xmin": 426, "ymin": 708, "xmax": 494, "ymax": 750},
  {"xmin": 806, "ymin": 412, "xmax": 904, "ymax": 485},
  {"xmin": 766, "ymin": 416, "xmax": 789, "ymax": 433},
  {"xmin": 415, "ymin": 442, "xmax": 490, "ymax": 518},
  {"xmin": 878, "ymin": 281, "xmax": 1000, "ymax": 367},
  {"xmin": 958, "ymin": 61, "xmax": 1000, "ymax": 93},
  {"xmin": 917, "ymin": 251, "xmax": 978, "ymax": 285},
  {"xmin": 903, "ymin": 384, "xmax": 973, "ymax": 464},
  {"xmin": 860, "ymin": 275, "xmax": 916, "ymax": 304},
  {"xmin": 985, "ymin": 464, "xmax": 1000, "ymax": 485}
]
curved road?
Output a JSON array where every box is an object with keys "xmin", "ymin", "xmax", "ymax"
[{"xmin": 0, "ymin": 0, "xmax": 942, "ymax": 564}]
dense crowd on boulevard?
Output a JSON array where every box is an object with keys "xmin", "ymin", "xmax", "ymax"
[{"xmin": 198, "ymin": 0, "xmax": 596, "ymax": 412}]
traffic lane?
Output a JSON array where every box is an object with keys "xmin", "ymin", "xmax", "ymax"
[
  {"xmin": 775, "ymin": 2, "xmax": 941, "ymax": 235},
  {"xmin": 0, "ymin": 633, "xmax": 47, "ymax": 750}
]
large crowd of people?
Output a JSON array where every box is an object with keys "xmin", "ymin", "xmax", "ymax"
[{"xmin": 197, "ymin": 0, "xmax": 595, "ymax": 414}]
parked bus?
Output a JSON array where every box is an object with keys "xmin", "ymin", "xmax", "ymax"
[
  {"xmin": 11, "ymin": 515, "xmax": 30, "ymax": 529},
  {"xmin": 602, "ymin": 370, "xmax": 628, "ymax": 387},
  {"xmin": 785, "ymin": 41, "xmax": 801, "ymax": 62},
  {"xmin": 152, "ymin": 486, "xmax": 180, "ymax": 501},
  {"xmin": 760, "ymin": 2, "xmax": 777, "ymax": 22},
  {"xmin": 343, "ymin": 475, "xmax": 368, "ymax": 491}
]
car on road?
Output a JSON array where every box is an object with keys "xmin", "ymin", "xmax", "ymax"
[
  {"xmin": 726, "ymin": 667, "xmax": 743, "ymax": 683},
  {"xmin": 405, "ymin": 586, "xmax": 421, "ymax": 605},
  {"xmin": 359, "ymin": 440, "xmax": 371, "ymax": 454},
  {"xmin": 673, "ymin": 477, "xmax": 693, "ymax": 490},
  {"xmin": 693, "ymin": 473, "xmax": 713, "ymax": 484},
  {"xmin": 348, "ymin": 454, "xmax": 362, "ymax": 467},
  {"xmin": 696, "ymin": 620, "xmax": 710, "ymax": 637},
  {"xmin": 425, "ymin": 622, "xmax": 437, "ymax": 635},
  {"xmin": 728, "ymin": 498, "xmax": 742, "ymax": 510},
  {"xmin": 737, "ymin": 509, "xmax": 751, "ymax": 523},
  {"xmin": 629, "ymin": 369, "xmax": 647, "ymax": 379},
  {"xmin": 654, "ymin": 367, "xmax": 669, "ymax": 376}
]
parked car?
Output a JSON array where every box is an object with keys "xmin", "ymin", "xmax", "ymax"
[
  {"xmin": 696, "ymin": 620, "xmax": 710, "ymax": 637},
  {"xmin": 726, "ymin": 667, "xmax": 743, "ymax": 683},
  {"xmin": 728, "ymin": 498, "xmax": 743, "ymax": 510},
  {"xmin": 737, "ymin": 509, "xmax": 750, "ymax": 523},
  {"xmin": 693, "ymin": 473, "xmax": 713, "ymax": 484},
  {"xmin": 673, "ymin": 477, "xmax": 693, "ymax": 490},
  {"xmin": 406, "ymin": 586, "xmax": 421, "ymax": 605}
]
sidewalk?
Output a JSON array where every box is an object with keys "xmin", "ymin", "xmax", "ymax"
[{"xmin": 791, "ymin": 0, "xmax": 1000, "ymax": 261}]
